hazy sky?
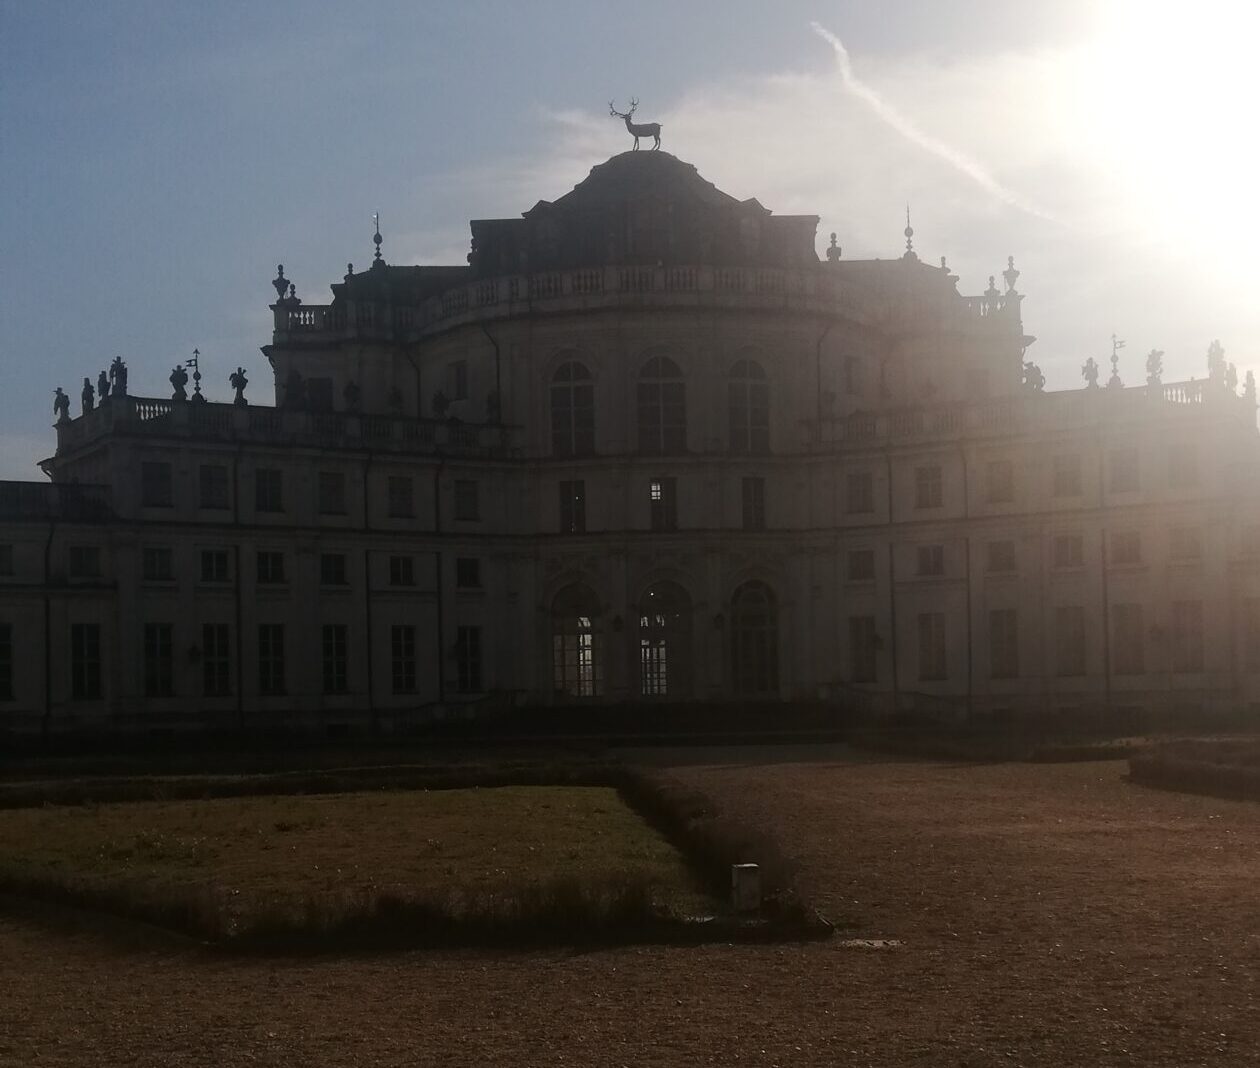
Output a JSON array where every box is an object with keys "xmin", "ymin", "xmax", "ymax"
[{"xmin": 3, "ymin": 1, "xmax": 1257, "ymax": 478}]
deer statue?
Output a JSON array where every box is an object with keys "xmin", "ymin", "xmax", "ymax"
[{"xmin": 609, "ymin": 99, "xmax": 661, "ymax": 151}]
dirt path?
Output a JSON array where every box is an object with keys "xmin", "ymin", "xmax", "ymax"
[{"xmin": 3, "ymin": 758, "xmax": 1259, "ymax": 1066}]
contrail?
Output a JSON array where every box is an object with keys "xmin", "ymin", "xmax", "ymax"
[{"xmin": 810, "ymin": 21, "xmax": 1052, "ymax": 220}]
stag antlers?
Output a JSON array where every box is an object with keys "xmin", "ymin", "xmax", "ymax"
[{"xmin": 608, "ymin": 98, "xmax": 638, "ymax": 118}]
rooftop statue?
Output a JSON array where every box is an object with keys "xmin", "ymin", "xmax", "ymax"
[
  {"xmin": 229, "ymin": 366, "xmax": 249, "ymax": 407},
  {"xmin": 109, "ymin": 356, "xmax": 128, "ymax": 397},
  {"xmin": 170, "ymin": 365, "xmax": 189, "ymax": 401},
  {"xmin": 1145, "ymin": 349, "xmax": 1164, "ymax": 387},
  {"xmin": 81, "ymin": 377, "xmax": 94, "ymax": 415},
  {"xmin": 1081, "ymin": 357, "xmax": 1100, "ymax": 389},
  {"xmin": 53, "ymin": 387, "xmax": 70, "ymax": 425},
  {"xmin": 97, "ymin": 369, "xmax": 110, "ymax": 402},
  {"xmin": 608, "ymin": 99, "xmax": 661, "ymax": 151}
]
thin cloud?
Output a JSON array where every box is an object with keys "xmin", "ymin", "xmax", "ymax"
[{"xmin": 809, "ymin": 21, "xmax": 1054, "ymax": 221}]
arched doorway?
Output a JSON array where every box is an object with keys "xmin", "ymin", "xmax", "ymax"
[
  {"xmin": 638, "ymin": 581, "xmax": 693, "ymax": 698},
  {"xmin": 551, "ymin": 584, "xmax": 602, "ymax": 698},
  {"xmin": 730, "ymin": 581, "xmax": 779, "ymax": 697}
]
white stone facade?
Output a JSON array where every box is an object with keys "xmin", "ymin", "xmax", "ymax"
[{"xmin": 3, "ymin": 151, "xmax": 1259, "ymax": 735}]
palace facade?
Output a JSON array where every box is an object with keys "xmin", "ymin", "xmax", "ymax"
[{"xmin": 4, "ymin": 149, "xmax": 1260, "ymax": 735}]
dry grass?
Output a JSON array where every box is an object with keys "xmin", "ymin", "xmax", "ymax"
[{"xmin": 0, "ymin": 786, "xmax": 712, "ymax": 945}]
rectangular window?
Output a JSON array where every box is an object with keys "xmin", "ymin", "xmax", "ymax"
[
  {"xmin": 1169, "ymin": 526, "xmax": 1203, "ymax": 561},
  {"xmin": 914, "ymin": 465, "xmax": 943, "ymax": 509},
  {"xmin": 650, "ymin": 477, "xmax": 678, "ymax": 532},
  {"xmin": 142, "ymin": 546, "xmax": 174, "ymax": 582},
  {"xmin": 456, "ymin": 557, "xmax": 481, "ymax": 589},
  {"xmin": 986, "ymin": 460, "xmax": 1014, "ymax": 504},
  {"xmin": 199, "ymin": 464, "xmax": 230, "ymax": 510},
  {"xmin": 1243, "ymin": 598, "xmax": 1260, "ymax": 672},
  {"xmin": 389, "ymin": 555, "xmax": 415, "ymax": 587},
  {"xmin": 320, "ymin": 553, "xmax": 348, "ymax": 586},
  {"xmin": 0, "ymin": 544, "xmax": 12, "ymax": 576},
  {"xmin": 741, "ymin": 477, "xmax": 766, "ymax": 531},
  {"xmin": 917, "ymin": 612, "xmax": 947, "ymax": 681},
  {"xmin": 0, "ymin": 623, "xmax": 11, "ymax": 699},
  {"xmin": 844, "ymin": 355, "xmax": 864, "ymax": 395},
  {"xmin": 447, "ymin": 360, "xmax": 469, "ymax": 401},
  {"xmin": 1168, "ymin": 443, "xmax": 1199, "ymax": 489},
  {"xmin": 1112, "ymin": 603, "xmax": 1145, "ymax": 675},
  {"xmin": 202, "ymin": 623, "xmax": 231, "ymax": 696},
  {"xmin": 989, "ymin": 608, "xmax": 1019, "ymax": 680},
  {"xmin": 140, "ymin": 461, "xmax": 174, "ymax": 508},
  {"xmin": 256, "ymin": 551, "xmax": 285, "ymax": 584},
  {"xmin": 255, "ymin": 468, "xmax": 283, "ymax": 512},
  {"xmin": 849, "ymin": 615, "xmax": 878, "ymax": 683},
  {"xmin": 68, "ymin": 545, "xmax": 102, "ymax": 578},
  {"xmin": 847, "ymin": 548, "xmax": 876, "ymax": 582},
  {"xmin": 1054, "ymin": 606, "xmax": 1087, "ymax": 677},
  {"xmin": 986, "ymin": 540, "xmax": 1016, "ymax": 573},
  {"xmin": 318, "ymin": 471, "xmax": 347, "ymax": 515},
  {"xmin": 387, "ymin": 476, "xmax": 414, "ymax": 518},
  {"xmin": 1053, "ymin": 454, "xmax": 1083, "ymax": 497},
  {"xmin": 1052, "ymin": 533, "xmax": 1084, "ymax": 569},
  {"xmin": 559, "ymin": 480, "xmax": 587, "ymax": 534},
  {"xmin": 143, "ymin": 622, "xmax": 174, "ymax": 698},
  {"xmin": 1171, "ymin": 600, "xmax": 1204, "ymax": 673},
  {"xmin": 1108, "ymin": 447, "xmax": 1140, "ymax": 493},
  {"xmin": 454, "ymin": 479, "xmax": 480, "ymax": 521},
  {"xmin": 321, "ymin": 624, "xmax": 348, "ymax": 694},
  {"xmin": 456, "ymin": 625, "xmax": 482, "ymax": 693},
  {"xmin": 916, "ymin": 544, "xmax": 945, "ymax": 577},
  {"xmin": 200, "ymin": 549, "xmax": 229, "ymax": 583},
  {"xmin": 70, "ymin": 623, "xmax": 102, "ymax": 699},
  {"xmin": 391, "ymin": 625, "xmax": 417, "ymax": 694},
  {"xmin": 1110, "ymin": 531, "xmax": 1142, "ymax": 566},
  {"xmin": 846, "ymin": 472, "xmax": 874, "ymax": 514},
  {"xmin": 258, "ymin": 623, "xmax": 285, "ymax": 695}
]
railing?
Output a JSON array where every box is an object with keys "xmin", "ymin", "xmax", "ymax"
[
  {"xmin": 271, "ymin": 263, "xmax": 1024, "ymax": 342},
  {"xmin": 53, "ymin": 396, "xmax": 517, "ymax": 457},
  {"xmin": 0, "ymin": 480, "xmax": 114, "ymax": 521},
  {"xmin": 812, "ymin": 378, "xmax": 1256, "ymax": 448}
]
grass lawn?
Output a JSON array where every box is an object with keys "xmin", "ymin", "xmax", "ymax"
[{"xmin": 0, "ymin": 786, "xmax": 713, "ymax": 941}]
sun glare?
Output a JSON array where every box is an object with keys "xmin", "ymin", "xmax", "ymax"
[{"xmin": 1080, "ymin": 2, "xmax": 1260, "ymax": 284}]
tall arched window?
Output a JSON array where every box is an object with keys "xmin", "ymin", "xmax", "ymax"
[
  {"xmin": 551, "ymin": 583, "xmax": 602, "ymax": 698},
  {"xmin": 728, "ymin": 359, "xmax": 769, "ymax": 454},
  {"xmin": 731, "ymin": 581, "xmax": 779, "ymax": 697},
  {"xmin": 637, "ymin": 356, "xmax": 686, "ymax": 454},
  {"xmin": 550, "ymin": 361, "xmax": 595, "ymax": 457},
  {"xmin": 639, "ymin": 581, "xmax": 693, "ymax": 698}
]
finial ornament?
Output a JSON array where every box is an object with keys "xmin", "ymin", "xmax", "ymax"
[
  {"xmin": 608, "ymin": 99, "xmax": 662, "ymax": 151},
  {"xmin": 1145, "ymin": 349, "xmax": 1164, "ymax": 386},
  {"xmin": 1002, "ymin": 255, "xmax": 1020, "ymax": 293},
  {"xmin": 187, "ymin": 348, "xmax": 205, "ymax": 404},
  {"xmin": 940, "ymin": 255, "xmax": 949, "ymax": 272},
  {"xmin": 901, "ymin": 205, "xmax": 917, "ymax": 260},
  {"xmin": 825, "ymin": 232, "xmax": 842, "ymax": 262},
  {"xmin": 170, "ymin": 364, "xmax": 189, "ymax": 401},
  {"xmin": 272, "ymin": 265, "xmax": 287, "ymax": 301},
  {"xmin": 1107, "ymin": 334, "xmax": 1125, "ymax": 389},
  {"xmin": 372, "ymin": 212, "xmax": 383, "ymax": 263}
]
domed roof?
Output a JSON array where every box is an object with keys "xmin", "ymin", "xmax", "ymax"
[{"xmin": 467, "ymin": 152, "xmax": 818, "ymax": 276}]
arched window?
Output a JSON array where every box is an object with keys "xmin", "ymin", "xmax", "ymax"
[
  {"xmin": 730, "ymin": 581, "xmax": 779, "ymax": 696},
  {"xmin": 637, "ymin": 356, "xmax": 686, "ymax": 455},
  {"xmin": 728, "ymin": 359, "xmax": 769, "ymax": 454},
  {"xmin": 550, "ymin": 361, "xmax": 595, "ymax": 456},
  {"xmin": 638, "ymin": 581, "xmax": 693, "ymax": 698},
  {"xmin": 551, "ymin": 583, "xmax": 602, "ymax": 698}
]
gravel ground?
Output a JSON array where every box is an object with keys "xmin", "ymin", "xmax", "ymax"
[{"xmin": 3, "ymin": 754, "xmax": 1260, "ymax": 1067}]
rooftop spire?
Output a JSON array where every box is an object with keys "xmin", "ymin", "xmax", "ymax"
[
  {"xmin": 903, "ymin": 204, "xmax": 916, "ymax": 259},
  {"xmin": 372, "ymin": 212, "xmax": 384, "ymax": 266}
]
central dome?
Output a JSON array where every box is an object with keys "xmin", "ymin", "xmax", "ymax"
[{"xmin": 467, "ymin": 153, "xmax": 819, "ymax": 275}]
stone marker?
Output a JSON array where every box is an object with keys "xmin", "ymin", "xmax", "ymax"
[{"xmin": 731, "ymin": 863, "xmax": 761, "ymax": 913}]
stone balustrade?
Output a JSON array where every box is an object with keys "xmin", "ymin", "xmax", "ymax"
[
  {"xmin": 272, "ymin": 264, "xmax": 1024, "ymax": 341},
  {"xmin": 811, "ymin": 379, "xmax": 1256, "ymax": 448},
  {"xmin": 54, "ymin": 397, "xmax": 518, "ymax": 457}
]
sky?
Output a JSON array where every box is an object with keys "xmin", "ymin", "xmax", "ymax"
[{"xmin": 3, "ymin": 0, "xmax": 1258, "ymax": 479}]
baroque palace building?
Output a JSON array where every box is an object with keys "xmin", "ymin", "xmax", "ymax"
[{"xmin": 3, "ymin": 149, "xmax": 1260, "ymax": 735}]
